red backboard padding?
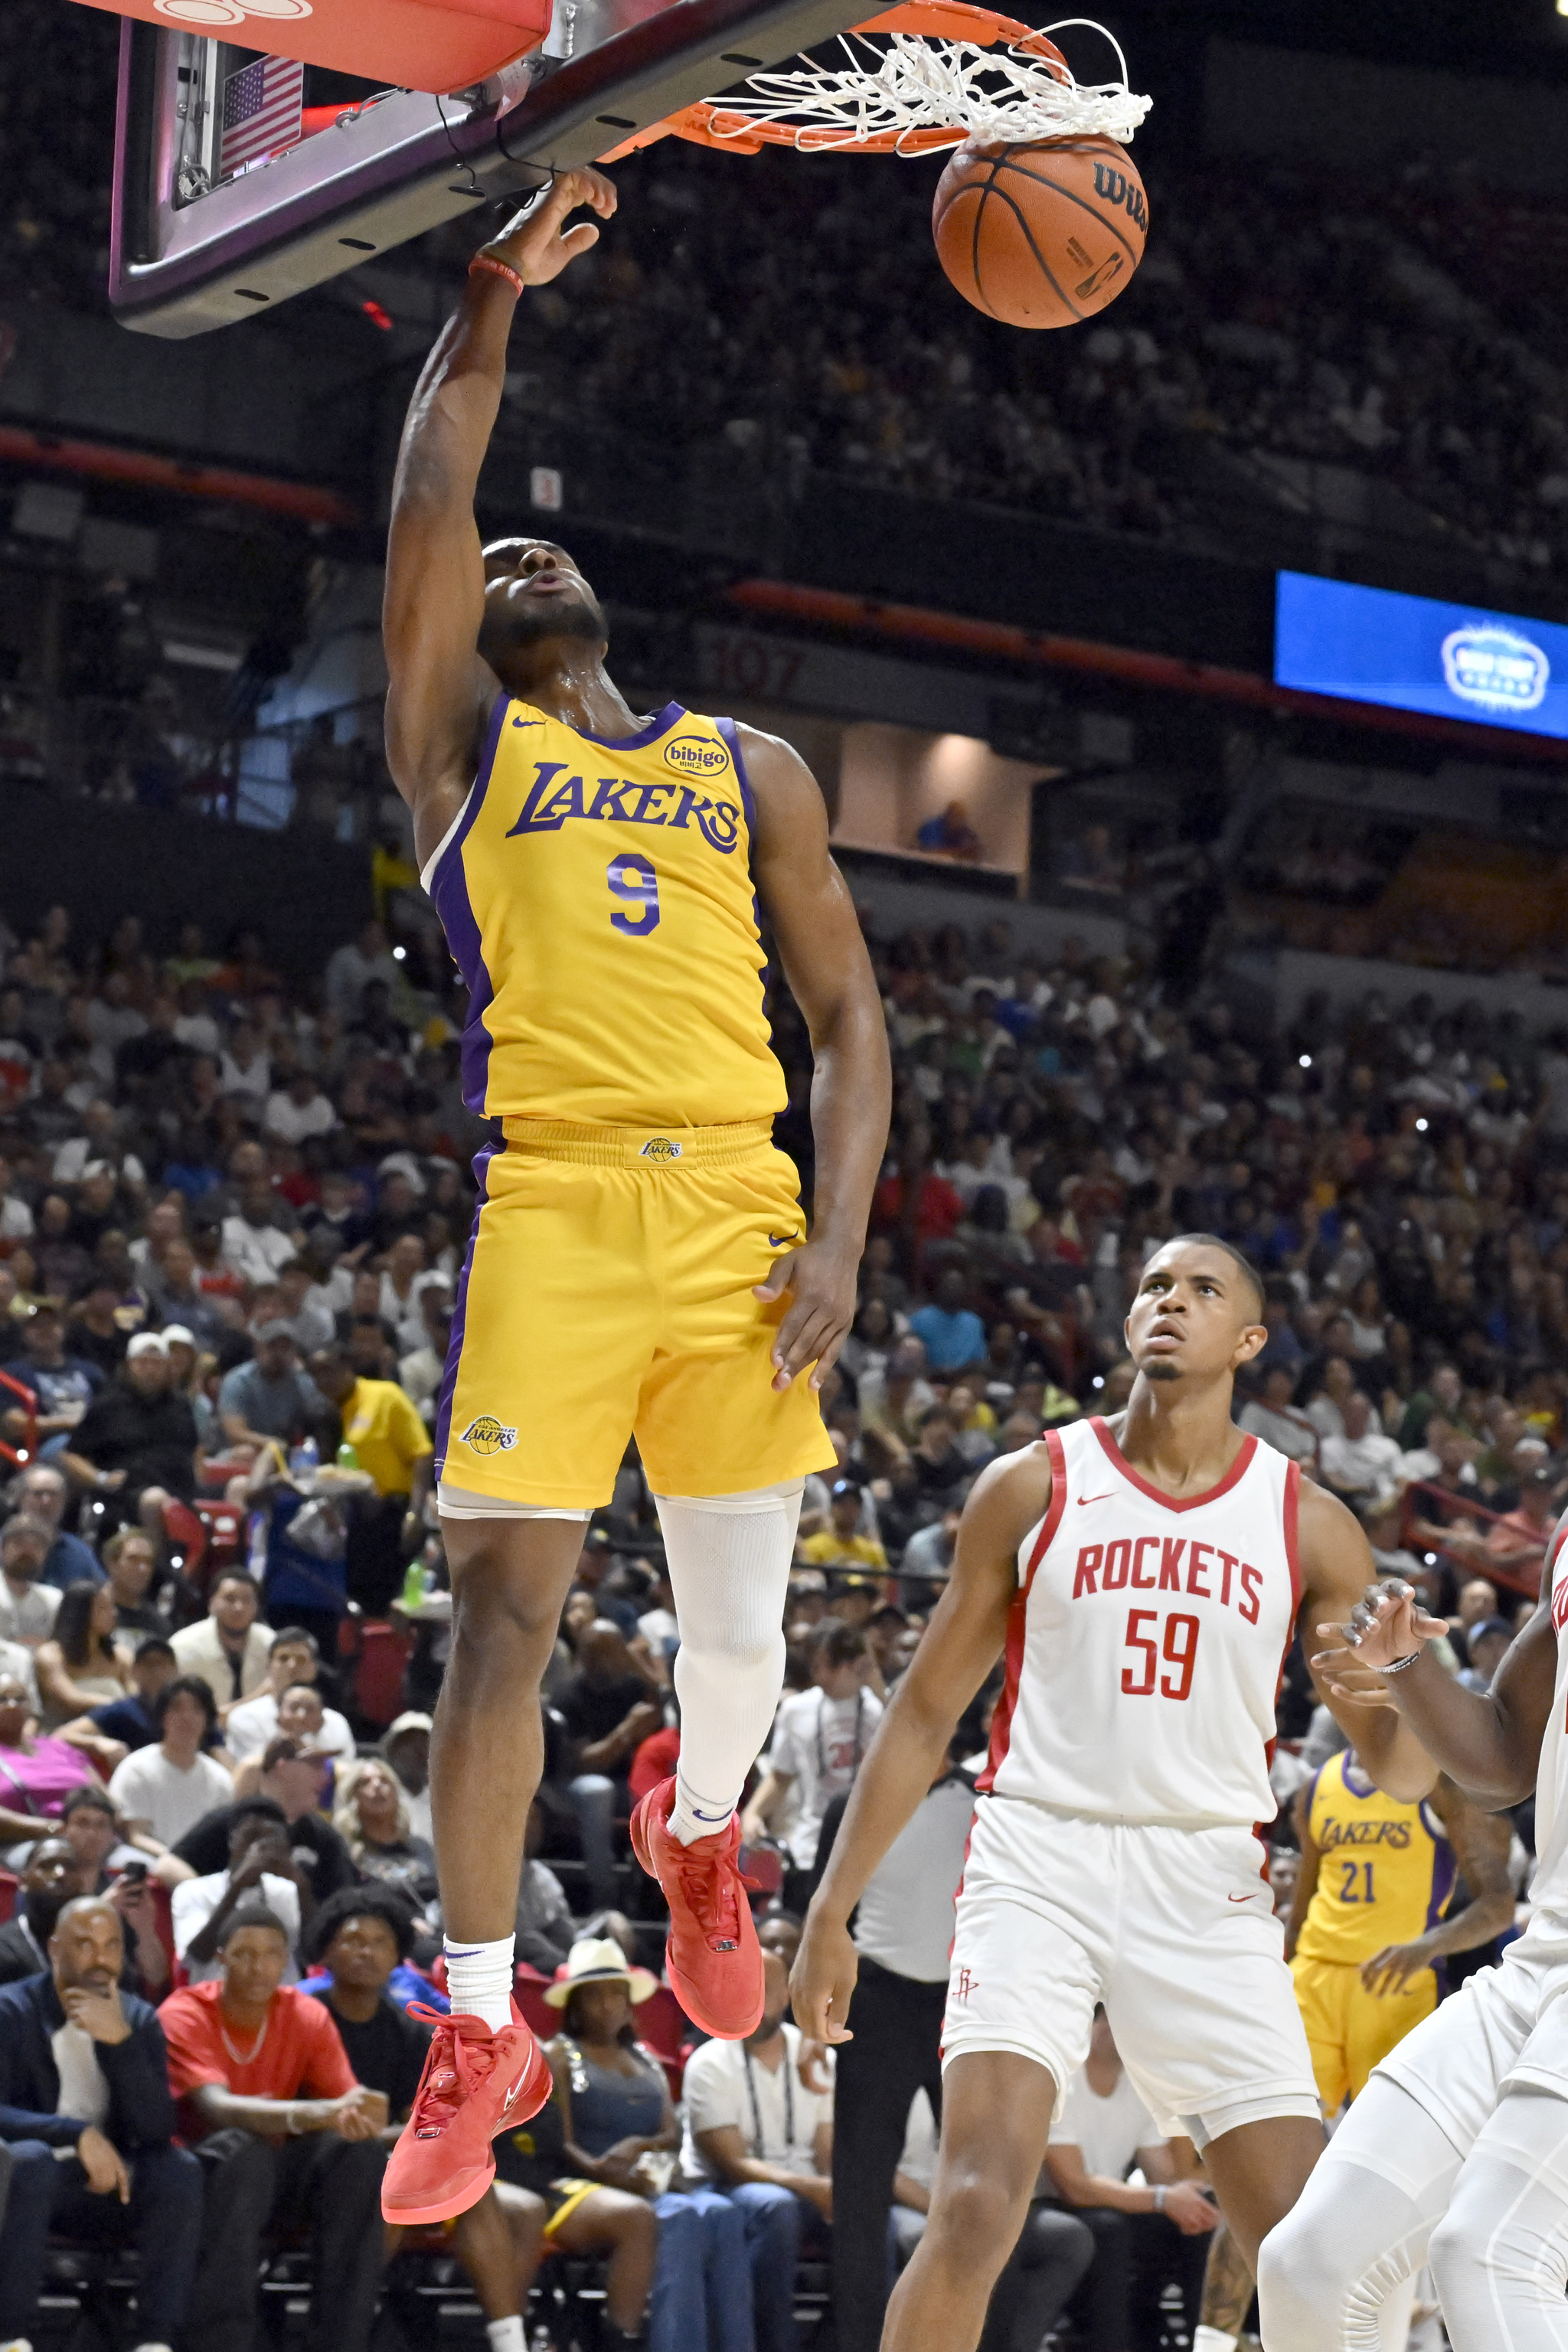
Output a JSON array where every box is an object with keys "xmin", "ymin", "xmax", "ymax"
[{"xmin": 69, "ymin": 0, "xmax": 550, "ymax": 97}]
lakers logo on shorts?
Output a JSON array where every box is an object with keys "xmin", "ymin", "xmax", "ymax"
[
  {"xmin": 461, "ymin": 1416, "xmax": 518, "ymax": 1455},
  {"xmin": 640, "ymin": 1137, "xmax": 682, "ymax": 1161}
]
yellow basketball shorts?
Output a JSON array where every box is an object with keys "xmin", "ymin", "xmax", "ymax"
[
  {"xmin": 1290, "ymin": 1951, "xmax": 1439, "ymax": 2114},
  {"xmin": 434, "ymin": 1118, "xmax": 839, "ymax": 1508}
]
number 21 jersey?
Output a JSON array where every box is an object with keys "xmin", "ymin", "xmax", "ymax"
[
  {"xmin": 423, "ymin": 696, "xmax": 785, "ymax": 1128},
  {"xmin": 979, "ymin": 1415, "xmax": 1300, "ymax": 1829}
]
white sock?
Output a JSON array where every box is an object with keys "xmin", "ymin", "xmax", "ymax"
[
  {"xmin": 654, "ymin": 1481, "xmax": 801, "ymax": 1848},
  {"xmin": 444, "ymin": 1933, "xmax": 515, "ymax": 2032},
  {"xmin": 485, "ymin": 2319, "xmax": 526, "ymax": 2352},
  {"xmin": 1193, "ymin": 2331, "xmax": 1239, "ymax": 2352}
]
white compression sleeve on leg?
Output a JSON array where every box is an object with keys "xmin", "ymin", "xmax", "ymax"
[
  {"xmin": 1430, "ymin": 2088, "xmax": 1568, "ymax": 2352},
  {"xmin": 1257, "ymin": 2078, "xmax": 1463, "ymax": 2351},
  {"xmin": 653, "ymin": 1478, "xmax": 802, "ymax": 1846}
]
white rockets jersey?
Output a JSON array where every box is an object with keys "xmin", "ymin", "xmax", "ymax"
[
  {"xmin": 979, "ymin": 1415, "xmax": 1301, "ymax": 1829},
  {"xmin": 1524, "ymin": 1515, "xmax": 1568, "ymax": 1932}
]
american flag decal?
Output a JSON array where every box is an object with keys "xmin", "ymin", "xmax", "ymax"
[{"xmin": 220, "ymin": 55, "xmax": 305, "ymax": 180}]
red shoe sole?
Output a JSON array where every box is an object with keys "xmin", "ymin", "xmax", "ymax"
[
  {"xmin": 379, "ymin": 2025, "xmax": 553, "ymax": 2226},
  {"xmin": 629, "ymin": 1788, "xmax": 765, "ymax": 2041}
]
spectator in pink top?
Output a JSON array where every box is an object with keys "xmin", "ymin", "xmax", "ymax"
[{"xmin": 0, "ymin": 1667, "xmax": 97, "ymax": 1838}]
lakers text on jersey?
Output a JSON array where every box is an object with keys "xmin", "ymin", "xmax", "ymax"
[
  {"xmin": 1292, "ymin": 1753, "xmax": 1455, "ymax": 2109},
  {"xmin": 423, "ymin": 700, "xmax": 834, "ymax": 1508},
  {"xmin": 423, "ymin": 697, "xmax": 784, "ymax": 1128},
  {"xmin": 942, "ymin": 1417, "xmax": 1320, "ymax": 2147}
]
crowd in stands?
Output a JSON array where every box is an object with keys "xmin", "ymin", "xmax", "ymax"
[
  {"xmin": 0, "ymin": 874, "xmax": 1565, "ymax": 2345},
  {"xmin": 5, "ymin": 0, "xmax": 1566, "ymax": 589}
]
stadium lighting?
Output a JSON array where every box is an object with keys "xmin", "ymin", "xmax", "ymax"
[
  {"xmin": 1298, "ymin": 1054, "xmax": 1312, "ymax": 1068},
  {"xmin": 393, "ymin": 945, "xmax": 407, "ymax": 960},
  {"xmin": 1416, "ymin": 1117, "xmax": 1429, "ymax": 1130}
]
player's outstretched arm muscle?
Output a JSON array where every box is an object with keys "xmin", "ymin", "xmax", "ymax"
[
  {"xmin": 1296, "ymin": 1482, "xmax": 1437, "ymax": 1803},
  {"xmin": 1309, "ymin": 1505, "xmax": 1563, "ymax": 1810},
  {"xmin": 383, "ymin": 171, "xmax": 616, "ymax": 851},
  {"xmin": 789, "ymin": 1449, "xmax": 1040, "ymax": 2043},
  {"xmin": 746, "ymin": 727, "xmax": 892, "ymax": 1393}
]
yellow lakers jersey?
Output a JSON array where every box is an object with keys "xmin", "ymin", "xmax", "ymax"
[
  {"xmin": 423, "ymin": 696, "xmax": 786, "ymax": 1126},
  {"xmin": 1295, "ymin": 1750, "xmax": 1455, "ymax": 1966}
]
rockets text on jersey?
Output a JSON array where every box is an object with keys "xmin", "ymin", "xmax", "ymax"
[{"xmin": 980, "ymin": 1415, "xmax": 1300, "ymax": 1829}]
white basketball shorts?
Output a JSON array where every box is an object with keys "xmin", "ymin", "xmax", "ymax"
[
  {"xmin": 1374, "ymin": 1921, "xmax": 1568, "ymax": 2151},
  {"xmin": 942, "ymin": 1793, "xmax": 1321, "ymax": 2149}
]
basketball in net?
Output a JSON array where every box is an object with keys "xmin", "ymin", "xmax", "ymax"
[{"xmin": 931, "ymin": 133, "xmax": 1148, "ymax": 328}]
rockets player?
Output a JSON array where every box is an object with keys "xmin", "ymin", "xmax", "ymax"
[
  {"xmin": 791, "ymin": 1233, "xmax": 1436, "ymax": 2352},
  {"xmin": 1259, "ymin": 1531, "xmax": 1568, "ymax": 2349}
]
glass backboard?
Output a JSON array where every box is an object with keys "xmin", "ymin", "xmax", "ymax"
[{"xmin": 100, "ymin": 0, "xmax": 870, "ymax": 335}]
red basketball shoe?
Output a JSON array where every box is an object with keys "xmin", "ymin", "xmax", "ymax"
[
  {"xmin": 629, "ymin": 1775, "xmax": 764, "ymax": 2039},
  {"xmin": 381, "ymin": 2003, "xmax": 552, "ymax": 2225}
]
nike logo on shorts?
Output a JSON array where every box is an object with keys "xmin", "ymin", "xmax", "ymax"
[
  {"xmin": 1227, "ymin": 1892, "xmax": 1256, "ymax": 1903},
  {"xmin": 769, "ymin": 1232, "xmax": 801, "ymax": 1247}
]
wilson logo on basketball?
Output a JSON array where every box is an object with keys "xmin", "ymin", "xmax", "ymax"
[
  {"xmin": 662, "ymin": 736, "xmax": 730, "ymax": 778},
  {"xmin": 1089, "ymin": 162, "xmax": 1148, "ymax": 234}
]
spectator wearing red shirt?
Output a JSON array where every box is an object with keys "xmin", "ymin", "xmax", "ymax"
[
  {"xmin": 1481, "ymin": 1468, "xmax": 1560, "ymax": 1599},
  {"xmin": 159, "ymin": 1903, "xmax": 390, "ymax": 2352}
]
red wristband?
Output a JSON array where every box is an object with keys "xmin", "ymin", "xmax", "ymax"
[{"xmin": 469, "ymin": 253, "xmax": 526, "ymax": 299}]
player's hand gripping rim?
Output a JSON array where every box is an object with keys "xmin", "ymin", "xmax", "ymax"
[
  {"xmin": 1312, "ymin": 1576, "xmax": 1449, "ymax": 1704},
  {"xmin": 755, "ymin": 1237, "xmax": 858, "ymax": 1393},
  {"xmin": 479, "ymin": 167, "xmax": 617, "ymax": 289},
  {"xmin": 789, "ymin": 1913, "xmax": 859, "ymax": 2047}
]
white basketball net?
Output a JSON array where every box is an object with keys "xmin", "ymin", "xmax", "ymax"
[{"xmin": 707, "ymin": 16, "xmax": 1152, "ymax": 152}]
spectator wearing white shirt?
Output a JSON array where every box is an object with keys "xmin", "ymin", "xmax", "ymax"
[
  {"xmin": 107, "ymin": 1675, "xmax": 234, "ymax": 1847},
  {"xmin": 1317, "ymin": 1391, "xmax": 1403, "ymax": 1508},
  {"xmin": 741, "ymin": 1623, "xmax": 884, "ymax": 1900},
  {"xmin": 1044, "ymin": 2012, "xmax": 1217, "ymax": 2352},
  {"xmin": 0, "ymin": 1517, "xmax": 64, "ymax": 1648},
  {"xmin": 171, "ymin": 1802, "xmax": 306, "ymax": 1984},
  {"xmin": 224, "ymin": 1632, "xmax": 355, "ymax": 1768},
  {"xmin": 681, "ymin": 1948, "xmax": 835, "ymax": 2352},
  {"xmin": 218, "ymin": 1180, "xmax": 297, "ymax": 1290},
  {"xmin": 263, "ymin": 1072, "xmax": 339, "ymax": 1147},
  {"xmin": 217, "ymin": 1021, "xmax": 270, "ymax": 1103}
]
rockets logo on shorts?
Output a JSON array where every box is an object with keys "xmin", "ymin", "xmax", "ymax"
[{"xmin": 461, "ymin": 1416, "xmax": 518, "ymax": 1455}]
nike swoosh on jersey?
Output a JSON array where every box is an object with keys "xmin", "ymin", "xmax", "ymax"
[
  {"xmin": 768, "ymin": 1232, "xmax": 802, "ymax": 1246},
  {"xmin": 1077, "ymin": 1493, "xmax": 1115, "ymax": 1506},
  {"xmin": 511, "ymin": 717, "xmax": 544, "ymax": 728},
  {"xmin": 1227, "ymin": 1892, "xmax": 1257, "ymax": 1903}
]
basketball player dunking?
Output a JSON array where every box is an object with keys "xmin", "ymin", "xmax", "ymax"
[
  {"xmin": 1258, "ymin": 1521, "xmax": 1568, "ymax": 2350},
  {"xmin": 377, "ymin": 170, "xmax": 890, "ymax": 2226},
  {"xmin": 792, "ymin": 1234, "xmax": 1435, "ymax": 2352}
]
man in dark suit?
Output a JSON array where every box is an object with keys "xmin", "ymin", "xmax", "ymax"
[{"xmin": 0, "ymin": 1893, "xmax": 201, "ymax": 2351}]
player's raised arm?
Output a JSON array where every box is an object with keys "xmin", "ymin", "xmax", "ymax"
[
  {"xmin": 383, "ymin": 171, "xmax": 616, "ymax": 851},
  {"xmin": 789, "ymin": 1446, "xmax": 1043, "ymax": 2042},
  {"xmin": 744, "ymin": 726, "xmax": 892, "ymax": 1393},
  {"xmin": 1295, "ymin": 1481, "xmax": 1439, "ymax": 1803},
  {"xmin": 1312, "ymin": 1551, "xmax": 1560, "ymax": 1812}
]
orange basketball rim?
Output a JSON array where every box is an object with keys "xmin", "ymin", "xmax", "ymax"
[{"xmin": 599, "ymin": 3, "xmax": 1146, "ymax": 161}]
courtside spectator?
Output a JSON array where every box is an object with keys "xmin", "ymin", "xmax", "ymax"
[
  {"xmin": 743, "ymin": 1622, "xmax": 884, "ymax": 1909},
  {"xmin": 107, "ymin": 1674, "xmax": 234, "ymax": 1846},
  {"xmin": 172, "ymin": 1801, "xmax": 309, "ymax": 1985},
  {"xmin": 169, "ymin": 1569, "xmax": 274, "ymax": 1713},
  {"xmin": 0, "ymin": 1665, "xmax": 96, "ymax": 1831},
  {"xmin": 1044, "ymin": 2012, "xmax": 1217, "ymax": 2350},
  {"xmin": 58, "ymin": 1330, "xmax": 200, "ymax": 1518},
  {"xmin": 681, "ymin": 1946, "xmax": 835, "ymax": 2352},
  {"xmin": 64, "ymin": 1631, "xmax": 178, "ymax": 1753},
  {"xmin": 0, "ymin": 1893, "xmax": 202, "ymax": 2351},
  {"xmin": 379, "ymin": 1709, "xmax": 433, "ymax": 1841},
  {"xmin": 217, "ymin": 1321, "xmax": 326, "ymax": 1451},
  {"xmin": 0, "ymin": 1515, "xmax": 63, "ymax": 1645},
  {"xmin": 35, "ymin": 1578, "xmax": 130, "ymax": 1725},
  {"xmin": 101, "ymin": 1526, "xmax": 168, "ymax": 1639},
  {"xmin": 173, "ymin": 1734, "xmax": 357, "ymax": 1900},
  {"xmin": 159, "ymin": 1903, "xmax": 389, "ymax": 2352},
  {"xmin": 223, "ymin": 1625, "xmax": 354, "ymax": 1765},
  {"xmin": 7, "ymin": 1459, "xmax": 102, "ymax": 1588}
]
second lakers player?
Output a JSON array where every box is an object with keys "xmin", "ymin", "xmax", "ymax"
[
  {"xmin": 1285, "ymin": 1747, "xmax": 1512, "ymax": 2115},
  {"xmin": 377, "ymin": 167, "xmax": 890, "ymax": 2226}
]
